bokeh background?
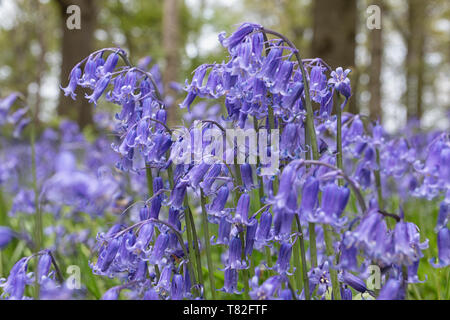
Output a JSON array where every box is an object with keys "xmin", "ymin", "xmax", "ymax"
[{"xmin": 0, "ymin": 0, "xmax": 448, "ymax": 132}]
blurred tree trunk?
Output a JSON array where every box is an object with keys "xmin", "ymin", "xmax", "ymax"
[
  {"xmin": 368, "ymin": 0, "xmax": 383, "ymax": 121},
  {"xmin": 405, "ymin": 0, "xmax": 426, "ymax": 121},
  {"xmin": 56, "ymin": 0, "xmax": 98, "ymax": 129},
  {"xmin": 163, "ymin": 0, "xmax": 180, "ymax": 125},
  {"xmin": 311, "ymin": 0, "xmax": 357, "ymax": 113}
]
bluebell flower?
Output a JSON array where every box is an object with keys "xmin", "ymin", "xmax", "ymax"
[
  {"xmin": 273, "ymin": 160, "xmax": 301, "ymax": 208},
  {"xmin": 328, "ymin": 67, "xmax": 352, "ymax": 99},
  {"xmin": 305, "ymin": 183, "xmax": 349, "ymax": 227},
  {"xmin": 281, "ymin": 82, "xmax": 304, "ymax": 110},
  {"xmin": 207, "ymin": 185, "xmax": 230, "ymax": 218},
  {"xmin": 308, "ymin": 264, "xmax": 331, "ymax": 299},
  {"xmin": 272, "ymin": 60, "xmax": 294, "ymax": 95},
  {"xmin": 430, "ymin": 227, "xmax": 450, "ymax": 268},
  {"xmin": 273, "ymin": 191, "xmax": 296, "ymax": 238},
  {"xmin": 171, "ymin": 274, "xmax": 184, "ymax": 300},
  {"xmin": 156, "ymin": 264, "xmax": 173, "ymax": 296},
  {"xmin": 240, "ymin": 163, "xmax": 255, "ymax": 191},
  {"xmin": 229, "ymin": 193, "xmax": 255, "ymax": 226},
  {"xmin": 98, "ymin": 238, "xmax": 121, "ymax": 273},
  {"xmin": 221, "ymin": 23, "xmax": 262, "ymax": 51},
  {"xmin": 392, "ymin": 221, "xmax": 428, "ymax": 266},
  {"xmin": 85, "ymin": 75, "xmax": 111, "ymax": 106},
  {"xmin": 102, "ymin": 287, "xmax": 120, "ymax": 300},
  {"xmin": 0, "ymin": 226, "xmax": 14, "ymax": 249},
  {"xmin": 339, "ymin": 271, "xmax": 368, "ymax": 294},
  {"xmin": 280, "ymin": 122, "xmax": 304, "ymax": 159},
  {"xmin": 37, "ymin": 253, "xmax": 52, "ymax": 282},
  {"xmin": 299, "ymin": 176, "xmax": 319, "ymax": 217},
  {"xmin": 225, "ymin": 236, "xmax": 248, "ymax": 270},
  {"xmin": 219, "ymin": 268, "xmax": 241, "ymax": 294},
  {"xmin": 127, "ymin": 223, "xmax": 154, "ymax": 257},
  {"xmin": 186, "ymin": 162, "xmax": 211, "ymax": 188},
  {"xmin": 377, "ymin": 278, "xmax": 403, "ymax": 300},
  {"xmin": 149, "ymin": 232, "xmax": 170, "ymax": 264},
  {"xmin": 99, "ymin": 53, "xmax": 119, "ymax": 77},
  {"xmin": 255, "ymin": 209, "xmax": 273, "ymax": 249},
  {"xmin": 169, "ymin": 179, "xmax": 188, "ymax": 209},
  {"xmin": 273, "ymin": 241, "xmax": 293, "ymax": 275},
  {"xmin": 436, "ymin": 201, "xmax": 449, "ymax": 232},
  {"xmin": 61, "ymin": 67, "xmax": 82, "ymax": 100},
  {"xmin": 139, "ymin": 205, "xmax": 150, "ymax": 221},
  {"xmin": 340, "ymin": 285, "xmax": 352, "ymax": 300},
  {"xmin": 249, "ymin": 275, "xmax": 283, "ymax": 300},
  {"xmin": 150, "ymin": 177, "xmax": 164, "ymax": 219},
  {"xmin": 211, "ymin": 215, "xmax": 232, "ymax": 245},
  {"xmin": 0, "ymin": 257, "xmax": 29, "ymax": 300},
  {"xmin": 245, "ymin": 218, "xmax": 258, "ymax": 256},
  {"xmin": 143, "ymin": 287, "xmax": 160, "ymax": 300},
  {"xmin": 199, "ymin": 164, "xmax": 222, "ymax": 195},
  {"xmin": 309, "ymin": 66, "xmax": 327, "ymax": 103},
  {"xmin": 260, "ymin": 47, "xmax": 283, "ymax": 85}
]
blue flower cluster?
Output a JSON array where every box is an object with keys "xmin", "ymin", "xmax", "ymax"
[{"xmin": 0, "ymin": 23, "xmax": 448, "ymax": 300}]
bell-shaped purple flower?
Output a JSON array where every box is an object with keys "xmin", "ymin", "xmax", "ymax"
[
  {"xmin": 61, "ymin": 67, "xmax": 81, "ymax": 100},
  {"xmin": 221, "ymin": 23, "xmax": 262, "ymax": 51},
  {"xmin": 208, "ymin": 185, "xmax": 229, "ymax": 217},
  {"xmin": 199, "ymin": 164, "xmax": 222, "ymax": 195},
  {"xmin": 150, "ymin": 232, "xmax": 170, "ymax": 264},
  {"xmin": 328, "ymin": 67, "xmax": 352, "ymax": 99},
  {"xmin": 430, "ymin": 227, "xmax": 450, "ymax": 268},
  {"xmin": 226, "ymin": 236, "xmax": 248, "ymax": 270},
  {"xmin": 37, "ymin": 253, "xmax": 52, "ymax": 282},
  {"xmin": 377, "ymin": 278, "xmax": 403, "ymax": 300},
  {"xmin": 245, "ymin": 217, "xmax": 258, "ymax": 256},
  {"xmin": 102, "ymin": 287, "xmax": 120, "ymax": 300},
  {"xmin": 211, "ymin": 215, "xmax": 232, "ymax": 245},
  {"xmin": 240, "ymin": 163, "xmax": 255, "ymax": 191},
  {"xmin": 0, "ymin": 226, "xmax": 14, "ymax": 249},
  {"xmin": 340, "ymin": 271, "xmax": 367, "ymax": 293},
  {"xmin": 171, "ymin": 274, "xmax": 184, "ymax": 300},
  {"xmin": 169, "ymin": 179, "xmax": 188, "ymax": 209},
  {"xmin": 219, "ymin": 268, "xmax": 241, "ymax": 294},
  {"xmin": 299, "ymin": 176, "xmax": 319, "ymax": 216},
  {"xmin": 392, "ymin": 221, "xmax": 428, "ymax": 266},
  {"xmin": 273, "ymin": 241, "xmax": 293, "ymax": 275},
  {"xmin": 85, "ymin": 75, "xmax": 111, "ymax": 106},
  {"xmin": 229, "ymin": 193, "xmax": 255, "ymax": 226},
  {"xmin": 255, "ymin": 209, "xmax": 273, "ymax": 249}
]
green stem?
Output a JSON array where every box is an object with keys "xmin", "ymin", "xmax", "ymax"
[
  {"xmin": 30, "ymin": 110, "xmax": 41, "ymax": 299},
  {"xmin": 295, "ymin": 215, "xmax": 310, "ymax": 299},
  {"xmin": 184, "ymin": 197, "xmax": 204, "ymax": 293},
  {"xmin": 145, "ymin": 165, "xmax": 154, "ymax": 196},
  {"xmin": 335, "ymin": 93, "xmax": 343, "ymax": 186},
  {"xmin": 374, "ymin": 148, "xmax": 384, "ymax": 210},
  {"xmin": 304, "ymin": 121, "xmax": 318, "ymax": 269},
  {"xmin": 233, "ymin": 159, "xmax": 250, "ymax": 299},
  {"xmin": 323, "ymin": 225, "xmax": 341, "ymax": 300},
  {"xmin": 267, "ymin": 105, "xmax": 279, "ymax": 193},
  {"xmin": 402, "ymin": 265, "xmax": 409, "ymax": 300},
  {"xmin": 200, "ymin": 189, "xmax": 216, "ymax": 299},
  {"xmin": 183, "ymin": 199, "xmax": 197, "ymax": 286},
  {"xmin": 253, "ymin": 117, "xmax": 265, "ymax": 205},
  {"xmin": 265, "ymin": 246, "xmax": 273, "ymax": 270},
  {"xmin": 239, "ymin": 230, "xmax": 250, "ymax": 299}
]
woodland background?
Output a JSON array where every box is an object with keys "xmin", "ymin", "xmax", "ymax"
[{"xmin": 0, "ymin": 0, "xmax": 448, "ymax": 132}]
